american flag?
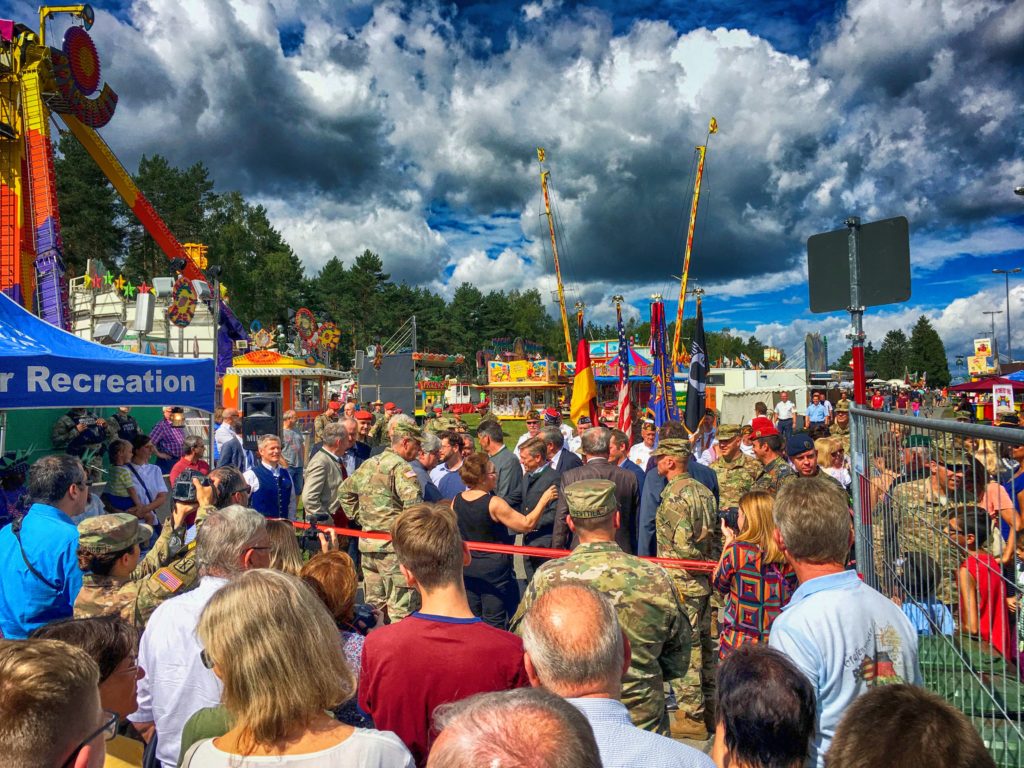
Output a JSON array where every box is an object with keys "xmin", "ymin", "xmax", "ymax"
[{"xmin": 616, "ymin": 303, "xmax": 632, "ymax": 433}]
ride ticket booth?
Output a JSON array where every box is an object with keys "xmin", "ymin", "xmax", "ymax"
[{"xmin": 479, "ymin": 359, "xmax": 566, "ymax": 420}]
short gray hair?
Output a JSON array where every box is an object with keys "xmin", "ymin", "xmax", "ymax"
[
  {"xmin": 197, "ymin": 505, "xmax": 267, "ymax": 577},
  {"xmin": 521, "ymin": 585, "xmax": 623, "ymax": 693},
  {"xmin": 256, "ymin": 434, "xmax": 281, "ymax": 450},
  {"xmin": 420, "ymin": 431, "xmax": 441, "ymax": 453},
  {"xmin": 475, "ymin": 419, "xmax": 504, "ymax": 444},
  {"xmin": 540, "ymin": 426, "xmax": 564, "ymax": 450},
  {"xmin": 322, "ymin": 421, "xmax": 347, "ymax": 445},
  {"xmin": 773, "ymin": 477, "xmax": 851, "ymax": 564},
  {"xmin": 580, "ymin": 427, "xmax": 611, "ymax": 457},
  {"xmin": 429, "ymin": 688, "xmax": 600, "ymax": 768}
]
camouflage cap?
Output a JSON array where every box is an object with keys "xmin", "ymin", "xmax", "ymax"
[
  {"xmin": 717, "ymin": 424, "xmax": 742, "ymax": 441},
  {"xmin": 564, "ymin": 478, "xmax": 617, "ymax": 519},
  {"xmin": 835, "ymin": 400, "xmax": 850, "ymax": 412},
  {"xmin": 931, "ymin": 439, "xmax": 973, "ymax": 468},
  {"xmin": 392, "ymin": 421, "xmax": 423, "ymax": 442},
  {"xmin": 651, "ymin": 438, "xmax": 692, "ymax": 459},
  {"xmin": 525, "ymin": 409, "xmax": 541, "ymax": 421},
  {"xmin": 78, "ymin": 513, "xmax": 153, "ymax": 556}
]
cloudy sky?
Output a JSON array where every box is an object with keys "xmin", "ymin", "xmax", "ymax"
[{"xmin": 22, "ymin": 0, "xmax": 1024, "ymax": 364}]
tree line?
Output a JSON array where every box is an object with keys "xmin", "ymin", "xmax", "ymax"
[{"xmin": 834, "ymin": 316, "xmax": 951, "ymax": 387}]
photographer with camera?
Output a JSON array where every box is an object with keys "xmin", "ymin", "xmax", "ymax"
[
  {"xmin": 712, "ymin": 490, "xmax": 796, "ymax": 661},
  {"xmin": 132, "ymin": 466, "xmax": 252, "ymax": 626},
  {"xmin": 169, "ymin": 435, "xmax": 210, "ymax": 487}
]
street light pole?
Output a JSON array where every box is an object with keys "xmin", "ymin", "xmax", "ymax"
[
  {"xmin": 983, "ymin": 310, "xmax": 1002, "ymax": 373},
  {"xmin": 993, "ymin": 268, "xmax": 1020, "ymax": 364}
]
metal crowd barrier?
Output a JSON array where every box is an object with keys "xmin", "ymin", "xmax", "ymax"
[{"xmin": 850, "ymin": 406, "xmax": 1023, "ymax": 766}]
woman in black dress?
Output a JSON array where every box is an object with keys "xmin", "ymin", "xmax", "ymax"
[{"xmin": 453, "ymin": 452, "xmax": 555, "ymax": 628}]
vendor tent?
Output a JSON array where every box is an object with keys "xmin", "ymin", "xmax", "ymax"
[
  {"xmin": 948, "ymin": 376, "xmax": 1024, "ymax": 393},
  {"xmin": 0, "ymin": 292, "xmax": 215, "ymax": 411}
]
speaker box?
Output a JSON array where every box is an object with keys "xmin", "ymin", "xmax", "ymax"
[
  {"xmin": 94, "ymin": 320, "xmax": 126, "ymax": 345},
  {"xmin": 133, "ymin": 292, "xmax": 155, "ymax": 334},
  {"xmin": 192, "ymin": 280, "xmax": 212, "ymax": 300},
  {"xmin": 241, "ymin": 395, "xmax": 282, "ymax": 452},
  {"xmin": 152, "ymin": 277, "xmax": 174, "ymax": 297}
]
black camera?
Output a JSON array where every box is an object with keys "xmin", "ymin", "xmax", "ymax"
[
  {"xmin": 172, "ymin": 469, "xmax": 210, "ymax": 503},
  {"xmin": 351, "ymin": 603, "xmax": 378, "ymax": 635},
  {"xmin": 718, "ymin": 506, "xmax": 740, "ymax": 533},
  {"xmin": 77, "ymin": 416, "xmax": 97, "ymax": 427},
  {"xmin": 299, "ymin": 512, "xmax": 332, "ymax": 555}
]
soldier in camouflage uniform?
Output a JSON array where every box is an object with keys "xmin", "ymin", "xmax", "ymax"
[
  {"xmin": 339, "ymin": 420, "xmax": 424, "ymax": 621},
  {"xmin": 652, "ymin": 438, "xmax": 718, "ymax": 740},
  {"xmin": 74, "ymin": 511, "xmax": 182, "ymax": 626},
  {"xmin": 51, "ymin": 408, "xmax": 118, "ymax": 482},
  {"xmin": 830, "ymin": 400, "xmax": 851, "ymax": 456},
  {"xmin": 132, "ymin": 467, "xmax": 251, "ymax": 626},
  {"xmin": 314, "ymin": 402, "xmax": 341, "ymax": 444},
  {"xmin": 510, "ymin": 479, "xmax": 691, "ymax": 736},
  {"xmin": 749, "ymin": 418, "xmax": 796, "ymax": 496},
  {"xmin": 711, "ymin": 424, "xmax": 762, "ymax": 511},
  {"xmin": 889, "ymin": 440, "xmax": 972, "ymax": 604}
]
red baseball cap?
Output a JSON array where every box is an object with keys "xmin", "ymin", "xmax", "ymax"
[{"xmin": 750, "ymin": 417, "xmax": 778, "ymax": 439}]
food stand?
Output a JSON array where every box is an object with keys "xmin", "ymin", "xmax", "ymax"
[{"xmin": 479, "ymin": 359, "xmax": 566, "ymax": 419}]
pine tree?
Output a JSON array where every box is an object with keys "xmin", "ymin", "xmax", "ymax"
[
  {"xmin": 908, "ymin": 315, "xmax": 950, "ymax": 387},
  {"xmin": 875, "ymin": 329, "xmax": 911, "ymax": 380}
]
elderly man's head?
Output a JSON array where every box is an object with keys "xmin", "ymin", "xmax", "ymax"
[
  {"xmin": 427, "ymin": 688, "xmax": 600, "ymax": 768},
  {"xmin": 196, "ymin": 505, "xmax": 270, "ymax": 576},
  {"xmin": 321, "ymin": 421, "xmax": 351, "ymax": 455},
  {"xmin": 257, "ymin": 434, "xmax": 282, "ymax": 466},
  {"xmin": 521, "ymin": 585, "xmax": 628, "ymax": 698},
  {"xmin": 773, "ymin": 477, "xmax": 851, "ymax": 567},
  {"xmin": 580, "ymin": 427, "xmax": 611, "ymax": 458}
]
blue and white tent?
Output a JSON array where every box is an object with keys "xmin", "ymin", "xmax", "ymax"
[{"xmin": 0, "ymin": 292, "xmax": 214, "ymax": 411}]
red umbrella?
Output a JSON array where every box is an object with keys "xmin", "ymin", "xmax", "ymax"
[{"xmin": 948, "ymin": 377, "xmax": 1024, "ymax": 393}]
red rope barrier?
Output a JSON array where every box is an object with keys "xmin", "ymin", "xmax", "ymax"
[{"xmin": 291, "ymin": 520, "xmax": 716, "ymax": 573}]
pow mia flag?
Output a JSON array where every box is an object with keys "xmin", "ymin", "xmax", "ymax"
[{"xmin": 683, "ymin": 298, "xmax": 708, "ymax": 433}]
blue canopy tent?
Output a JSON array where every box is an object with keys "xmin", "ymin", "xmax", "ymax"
[{"xmin": 0, "ymin": 292, "xmax": 215, "ymax": 412}]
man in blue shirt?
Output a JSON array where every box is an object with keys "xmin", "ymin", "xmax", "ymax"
[
  {"xmin": 637, "ymin": 421, "xmax": 719, "ymax": 557},
  {"xmin": 804, "ymin": 391, "xmax": 829, "ymax": 430},
  {"xmin": 521, "ymin": 583, "xmax": 713, "ymax": 768},
  {"xmin": 0, "ymin": 454, "xmax": 88, "ymax": 638},
  {"xmin": 769, "ymin": 476, "xmax": 921, "ymax": 767}
]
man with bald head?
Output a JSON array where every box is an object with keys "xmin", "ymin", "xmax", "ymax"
[{"xmin": 521, "ymin": 584, "xmax": 714, "ymax": 767}]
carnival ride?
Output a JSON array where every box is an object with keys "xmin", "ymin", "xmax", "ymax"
[{"xmin": 0, "ymin": 4, "xmax": 237, "ymax": 353}]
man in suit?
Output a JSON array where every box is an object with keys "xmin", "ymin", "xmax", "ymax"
[
  {"xmin": 552, "ymin": 428, "xmax": 639, "ymax": 554},
  {"xmin": 540, "ymin": 426, "xmax": 583, "ymax": 475},
  {"xmin": 302, "ymin": 421, "xmax": 351, "ymax": 527},
  {"xmin": 609, "ymin": 429, "xmax": 645, "ymax": 491},
  {"xmin": 518, "ymin": 436, "xmax": 561, "ymax": 581},
  {"xmin": 476, "ymin": 419, "xmax": 522, "ymax": 509}
]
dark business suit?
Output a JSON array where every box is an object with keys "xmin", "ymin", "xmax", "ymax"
[
  {"xmin": 619, "ymin": 458, "xmax": 645, "ymax": 492},
  {"xmin": 552, "ymin": 457, "xmax": 639, "ymax": 554},
  {"xmin": 550, "ymin": 448, "xmax": 583, "ymax": 474},
  {"xmin": 489, "ymin": 445, "xmax": 523, "ymax": 510},
  {"xmin": 519, "ymin": 464, "xmax": 560, "ymax": 581}
]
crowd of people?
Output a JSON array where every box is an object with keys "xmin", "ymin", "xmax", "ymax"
[{"xmin": 0, "ymin": 389, "xmax": 1014, "ymax": 768}]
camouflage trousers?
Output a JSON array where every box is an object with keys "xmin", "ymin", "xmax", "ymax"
[
  {"xmin": 670, "ymin": 594, "xmax": 716, "ymax": 722},
  {"xmin": 361, "ymin": 550, "xmax": 420, "ymax": 623}
]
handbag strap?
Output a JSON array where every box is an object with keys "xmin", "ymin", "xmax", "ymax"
[
  {"xmin": 10, "ymin": 518, "xmax": 60, "ymax": 592},
  {"xmin": 125, "ymin": 463, "xmax": 153, "ymax": 504}
]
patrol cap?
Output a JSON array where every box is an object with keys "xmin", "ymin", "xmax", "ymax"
[
  {"xmin": 835, "ymin": 400, "xmax": 850, "ymax": 412},
  {"xmin": 78, "ymin": 513, "xmax": 153, "ymax": 556},
  {"xmin": 786, "ymin": 434, "xmax": 816, "ymax": 457},
  {"xmin": 750, "ymin": 417, "xmax": 779, "ymax": 439},
  {"xmin": 564, "ymin": 479, "xmax": 617, "ymax": 519},
  {"xmin": 717, "ymin": 424, "xmax": 742, "ymax": 441},
  {"xmin": 525, "ymin": 410, "xmax": 541, "ymax": 421},
  {"xmin": 354, "ymin": 410, "xmax": 373, "ymax": 421},
  {"xmin": 392, "ymin": 421, "xmax": 423, "ymax": 442},
  {"xmin": 931, "ymin": 440, "xmax": 972, "ymax": 468},
  {"xmin": 651, "ymin": 438, "xmax": 692, "ymax": 459}
]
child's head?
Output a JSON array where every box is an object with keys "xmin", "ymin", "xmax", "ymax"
[
  {"xmin": 946, "ymin": 505, "xmax": 988, "ymax": 551},
  {"xmin": 899, "ymin": 552, "xmax": 941, "ymax": 602},
  {"xmin": 107, "ymin": 439, "xmax": 131, "ymax": 465}
]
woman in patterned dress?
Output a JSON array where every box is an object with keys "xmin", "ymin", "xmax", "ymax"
[{"xmin": 712, "ymin": 490, "xmax": 797, "ymax": 659}]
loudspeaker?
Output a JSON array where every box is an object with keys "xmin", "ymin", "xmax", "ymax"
[
  {"xmin": 152, "ymin": 277, "xmax": 174, "ymax": 297},
  {"xmin": 133, "ymin": 292, "xmax": 155, "ymax": 334},
  {"xmin": 191, "ymin": 280, "xmax": 212, "ymax": 300},
  {"xmin": 93, "ymin": 320, "xmax": 126, "ymax": 344},
  {"xmin": 241, "ymin": 395, "xmax": 282, "ymax": 452}
]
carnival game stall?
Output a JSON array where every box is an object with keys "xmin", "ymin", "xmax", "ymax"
[
  {"xmin": 412, "ymin": 352, "xmax": 465, "ymax": 416},
  {"xmin": 479, "ymin": 359, "xmax": 565, "ymax": 419}
]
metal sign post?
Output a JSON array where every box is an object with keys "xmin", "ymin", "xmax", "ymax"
[{"xmin": 846, "ymin": 217, "xmax": 867, "ymax": 406}]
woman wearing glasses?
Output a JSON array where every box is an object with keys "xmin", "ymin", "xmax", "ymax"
[{"xmin": 31, "ymin": 615, "xmax": 144, "ymax": 767}]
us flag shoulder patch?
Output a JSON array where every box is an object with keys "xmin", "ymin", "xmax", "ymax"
[{"xmin": 156, "ymin": 568, "xmax": 183, "ymax": 592}]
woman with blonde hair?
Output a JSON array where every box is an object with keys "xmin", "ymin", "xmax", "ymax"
[
  {"xmin": 712, "ymin": 490, "xmax": 797, "ymax": 659},
  {"xmin": 266, "ymin": 519, "xmax": 303, "ymax": 576},
  {"xmin": 816, "ymin": 436, "xmax": 851, "ymax": 490},
  {"xmin": 179, "ymin": 569, "xmax": 413, "ymax": 767}
]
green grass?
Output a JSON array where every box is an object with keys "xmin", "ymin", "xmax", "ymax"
[{"xmin": 457, "ymin": 413, "xmax": 529, "ymax": 448}]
